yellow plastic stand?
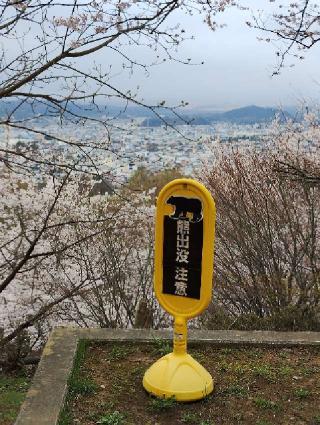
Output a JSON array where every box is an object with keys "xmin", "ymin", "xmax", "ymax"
[
  {"xmin": 143, "ymin": 179, "xmax": 216, "ymax": 401},
  {"xmin": 143, "ymin": 317, "xmax": 213, "ymax": 401}
]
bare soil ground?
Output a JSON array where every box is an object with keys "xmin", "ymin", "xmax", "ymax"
[{"xmin": 65, "ymin": 341, "xmax": 320, "ymax": 425}]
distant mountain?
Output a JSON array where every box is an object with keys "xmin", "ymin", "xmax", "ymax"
[
  {"xmin": 219, "ymin": 105, "xmax": 290, "ymax": 124},
  {"xmin": 0, "ymin": 101, "xmax": 291, "ymax": 124},
  {"xmin": 140, "ymin": 105, "xmax": 291, "ymax": 127}
]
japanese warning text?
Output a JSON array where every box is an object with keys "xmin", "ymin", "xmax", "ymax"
[
  {"xmin": 175, "ymin": 219, "xmax": 190, "ymax": 296},
  {"xmin": 162, "ymin": 201, "xmax": 203, "ymax": 300}
]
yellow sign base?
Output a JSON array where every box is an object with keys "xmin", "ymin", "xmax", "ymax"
[
  {"xmin": 143, "ymin": 346, "xmax": 213, "ymax": 401},
  {"xmin": 143, "ymin": 318, "xmax": 213, "ymax": 401}
]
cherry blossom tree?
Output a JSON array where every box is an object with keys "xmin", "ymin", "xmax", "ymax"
[
  {"xmin": 201, "ymin": 118, "xmax": 320, "ymax": 328},
  {"xmin": 0, "ymin": 165, "xmax": 160, "ymax": 359},
  {"xmin": 248, "ymin": 0, "xmax": 320, "ymax": 74}
]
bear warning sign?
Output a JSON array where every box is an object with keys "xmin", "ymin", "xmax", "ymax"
[
  {"xmin": 154, "ymin": 179, "xmax": 216, "ymax": 319},
  {"xmin": 162, "ymin": 197, "xmax": 203, "ymax": 299},
  {"xmin": 143, "ymin": 179, "xmax": 216, "ymax": 401}
]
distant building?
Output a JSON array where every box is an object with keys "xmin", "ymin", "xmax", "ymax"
[{"xmin": 89, "ymin": 179, "xmax": 113, "ymax": 196}]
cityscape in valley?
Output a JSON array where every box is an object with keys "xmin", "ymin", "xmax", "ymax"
[{"xmin": 0, "ymin": 104, "xmax": 297, "ymax": 184}]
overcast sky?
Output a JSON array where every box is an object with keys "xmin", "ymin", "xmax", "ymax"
[
  {"xmin": 106, "ymin": 3, "xmax": 320, "ymax": 110},
  {"xmin": 6, "ymin": 1, "xmax": 319, "ymax": 111}
]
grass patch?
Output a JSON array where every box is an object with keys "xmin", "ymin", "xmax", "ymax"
[
  {"xmin": 180, "ymin": 412, "xmax": 214, "ymax": 425},
  {"xmin": 0, "ymin": 373, "xmax": 31, "ymax": 425},
  {"xmin": 220, "ymin": 348, "xmax": 232, "ymax": 355},
  {"xmin": 151, "ymin": 337, "xmax": 171, "ymax": 356},
  {"xmin": 97, "ymin": 410, "xmax": 126, "ymax": 424},
  {"xmin": 247, "ymin": 349, "xmax": 263, "ymax": 359},
  {"xmin": 181, "ymin": 412, "xmax": 200, "ymax": 423},
  {"xmin": 70, "ymin": 377, "xmax": 97, "ymax": 396},
  {"xmin": 253, "ymin": 397, "xmax": 279, "ymax": 411},
  {"xmin": 58, "ymin": 339, "xmax": 92, "ymax": 425},
  {"xmin": 294, "ymin": 387, "xmax": 311, "ymax": 399},
  {"xmin": 252, "ymin": 364, "xmax": 275, "ymax": 381},
  {"xmin": 130, "ymin": 365, "xmax": 144, "ymax": 377},
  {"xmin": 148, "ymin": 396, "xmax": 176, "ymax": 412},
  {"xmin": 278, "ymin": 365, "xmax": 293, "ymax": 376},
  {"xmin": 108, "ymin": 345, "xmax": 132, "ymax": 361},
  {"xmin": 300, "ymin": 366, "xmax": 319, "ymax": 376},
  {"xmin": 232, "ymin": 362, "xmax": 248, "ymax": 375},
  {"xmin": 223, "ymin": 384, "xmax": 248, "ymax": 397}
]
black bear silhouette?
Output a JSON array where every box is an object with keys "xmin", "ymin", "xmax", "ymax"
[{"xmin": 167, "ymin": 196, "xmax": 202, "ymax": 223}]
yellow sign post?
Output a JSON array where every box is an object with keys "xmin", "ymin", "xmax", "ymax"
[{"xmin": 143, "ymin": 178, "xmax": 216, "ymax": 401}]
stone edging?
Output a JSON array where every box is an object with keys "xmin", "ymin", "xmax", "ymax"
[{"xmin": 15, "ymin": 328, "xmax": 320, "ymax": 425}]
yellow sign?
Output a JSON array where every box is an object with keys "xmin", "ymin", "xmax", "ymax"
[
  {"xmin": 154, "ymin": 178, "xmax": 215, "ymax": 318},
  {"xmin": 143, "ymin": 178, "xmax": 216, "ymax": 401}
]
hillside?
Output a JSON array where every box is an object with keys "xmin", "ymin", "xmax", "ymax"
[
  {"xmin": 1, "ymin": 102, "xmax": 292, "ymax": 125},
  {"xmin": 140, "ymin": 105, "xmax": 291, "ymax": 126}
]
